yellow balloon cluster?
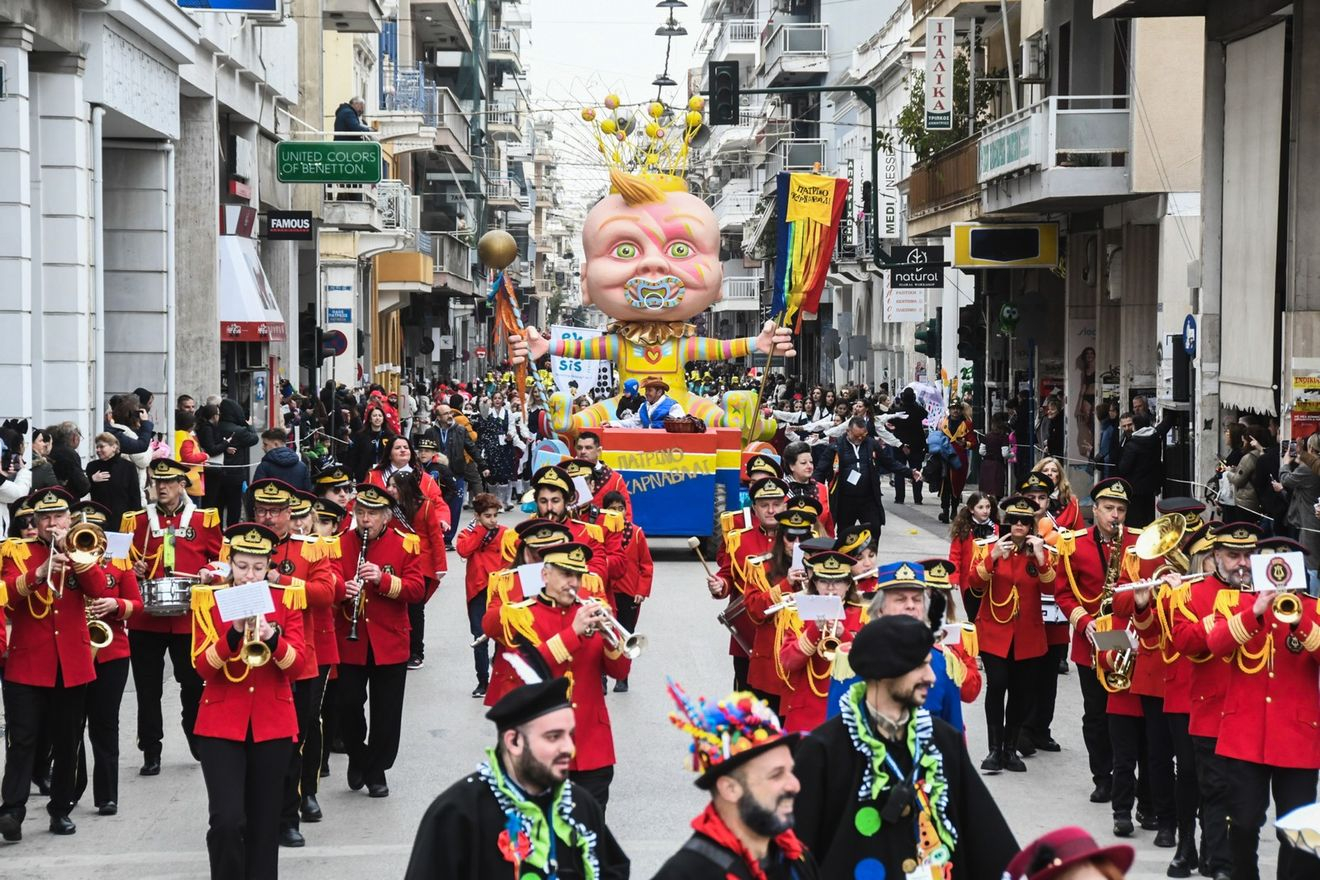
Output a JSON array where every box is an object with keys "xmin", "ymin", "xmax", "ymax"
[{"xmin": 580, "ymin": 93, "xmax": 705, "ymax": 178}]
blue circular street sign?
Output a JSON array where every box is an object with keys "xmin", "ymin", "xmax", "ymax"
[{"xmin": 1182, "ymin": 314, "xmax": 1197, "ymax": 357}]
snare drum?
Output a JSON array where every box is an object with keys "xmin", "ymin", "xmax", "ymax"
[
  {"xmin": 141, "ymin": 576, "xmax": 196, "ymax": 617},
  {"xmin": 1041, "ymin": 596, "xmax": 1066, "ymax": 625}
]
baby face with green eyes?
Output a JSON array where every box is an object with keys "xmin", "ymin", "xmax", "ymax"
[{"xmin": 579, "ymin": 188, "xmax": 723, "ymax": 323}]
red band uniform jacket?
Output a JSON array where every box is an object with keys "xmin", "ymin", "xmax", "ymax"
[
  {"xmin": 714, "ymin": 525, "xmax": 775, "ymax": 658},
  {"xmin": 1168, "ymin": 574, "xmax": 1237, "ymax": 738},
  {"xmin": 91, "ymin": 562, "xmax": 145, "ymax": 664},
  {"xmin": 335, "ymin": 526, "xmax": 426, "ymax": 666},
  {"xmin": 268, "ymin": 533, "xmax": 338, "ymax": 680},
  {"xmin": 120, "ymin": 505, "xmax": 222, "ymax": 635},
  {"xmin": 1054, "ymin": 527, "xmax": 1141, "ymax": 666},
  {"xmin": 969, "ymin": 543, "xmax": 1052, "ymax": 660}
]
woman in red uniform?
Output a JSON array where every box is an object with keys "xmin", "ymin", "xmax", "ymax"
[
  {"xmin": 948, "ymin": 491, "xmax": 998, "ymax": 621},
  {"xmin": 72, "ymin": 501, "xmax": 144, "ymax": 816},
  {"xmin": 777, "ymin": 551, "xmax": 866, "ymax": 732},
  {"xmin": 302, "ymin": 498, "xmax": 348, "ymax": 820},
  {"xmin": 192, "ymin": 523, "xmax": 305, "ymax": 880},
  {"xmin": 1033, "ymin": 457, "xmax": 1081, "ymax": 530},
  {"xmin": 742, "ymin": 507, "xmax": 817, "ymax": 715},
  {"xmin": 968, "ymin": 495, "xmax": 1052, "ymax": 774},
  {"xmin": 386, "ymin": 469, "xmax": 447, "ymax": 669}
]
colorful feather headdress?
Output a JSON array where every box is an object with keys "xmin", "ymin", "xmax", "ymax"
[{"xmin": 665, "ymin": 678, "xmax": 791, "ymax": 780}]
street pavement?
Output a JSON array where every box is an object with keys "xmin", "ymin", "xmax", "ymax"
[{"xmin": 0, "ymin": 496, "xmax": 1281, "ymax": 878}]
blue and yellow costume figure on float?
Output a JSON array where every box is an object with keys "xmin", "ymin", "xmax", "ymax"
[{"xmin": 511, "ymin": 95, "xmax": 807, "ymax": 441}]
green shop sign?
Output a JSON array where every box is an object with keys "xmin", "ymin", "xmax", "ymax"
[{"xmin": 276, "ymin": 141, "xmax": 382, "ymax": 184}]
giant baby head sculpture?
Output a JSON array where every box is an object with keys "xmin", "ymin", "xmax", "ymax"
[{"xmin": 580, "ymin": 169, "xmax": 724, "ymax": 323}]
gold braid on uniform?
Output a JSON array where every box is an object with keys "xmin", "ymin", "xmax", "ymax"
[
  {"xmin": 1058, "ymin": 529, "xmax": 1103, "ymax": 608},
  {"xmin": 487, "ymin": 570, "xmax": 539, "ymax": 648}
]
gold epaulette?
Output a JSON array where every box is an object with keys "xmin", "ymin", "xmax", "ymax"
[
  {"xmin": 321, "ymin": 535, "xmax": 342, "ymax": 559},
  {"xmin": 581, "ymin": 521, "xmax": 604, "ymax": 544},
  {"xmin": 1122, "ymin": 547, "xmax": 1141, "ymax": 583},
  {"xmin": 600, "ymin": 509, "xmax": 624, "ymax": 533},
  {"xmin": 399, "ymin": 530, "xmax": 421, "ymax": 555},
  {"xmin": 960, "ymin": 625, "xmax": 980, "ymax": 658},
  {"xmin": 720, "ymin": 510, "xmax": 738, "ymax": 537},
  {"xmin": 581, "ymin": 572, "xmax": 606, "ymax": 599},
  {"xmin": 1, "ymin": 537, "xmax": 32, "ymax": 572},
  {"xmin": 200, "ymin": 508, "xmax": 220, "ymax": 529},
  {"xmin": 943, "ymin": 645, "xmax": 968, "ymax": 687},
  {"xmin": 1054, "ymin": 527, "xmax": 1081, "ymax": 556},
  {"xmin": 190, "ymin": 585, "xmax": 220, "ymax": 661},
  {"xmin": 119, "ymin": 510, "xmax": 144, "ymax": 534},
  {"xmin": 294, "ymin": 533, "xmax": 323, "ymax": 562},
  {"xmin": 724, "ymin": 527, "xmax": 744, "ymax": 571},
  {"xmin": 831, "ymin": 645, "xmax": 855, "ymax": 682},
  {"xmin": 487, "ymin": 569, "xmax": 516, "ymax": 604},
  {"xmin": 499, "ymin": 600, "xmax": 539, "ymax": 648},
  {"xmin": 1125, "ymin": 525, "xmax": 1145, "ymax": 536},
  {"xmin": 1213, "ymin": 588, "xmax": 1240, "ymax": 620},
  {"xmin": 500, "ymin": 528, "xmax": 519, "ymax": 564},
  {"xmin": 279, "ymin": 584, "xmax": 306, "ymax": 612}
]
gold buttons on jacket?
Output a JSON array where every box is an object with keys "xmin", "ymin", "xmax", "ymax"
[{"xmin": 249, "ymin": 687, "xmax": 255, "ymax": 693}]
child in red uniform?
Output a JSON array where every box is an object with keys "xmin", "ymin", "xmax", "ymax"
[
  {"xmin": 600, "ymin": 491, "xmax": 653, "ymax": 693},
  {"xmin": 454, "ymin": 493, "xmax": 507, "ymax": 698}
]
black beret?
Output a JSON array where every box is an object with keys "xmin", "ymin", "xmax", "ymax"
[
  {"xmin": 849, "ymin": 615, "xmax": 934, "ymax": 681},
  {"xmin": 485, "ymin": 678, "xmax": 572, "ymax": 732}
]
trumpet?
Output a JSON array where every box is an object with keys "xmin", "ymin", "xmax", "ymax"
[
  {"xmin": 576, "ymin": 597, "xmax": 647, "ymax": 659},
  {"xmin": 816, "ymin": 619, "xmax": 843, "ymax": 662},
  {"xmin": 241, "ymin": 616, "xmax": 272, "ymax": 667},
  {"xmin": 1274, "ymin": 591, "xmax": 1303, "ymax": 625}
]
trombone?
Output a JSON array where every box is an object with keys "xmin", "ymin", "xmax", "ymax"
[{"xmin": 576, "ymin": 597, "xmax": 647, "ymax": 659}]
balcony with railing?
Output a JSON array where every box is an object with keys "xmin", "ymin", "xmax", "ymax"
[
  {"xmin": 411, "ymin": 0, "xmax": 473, "ymax": 53},
  {"xmin": 762, "ymin": 138, "xmax": 828, "ymax": 191},
  {"xmin": 713, "ymin": 19, "xmax": 759, "ymax": 63},
  {"xmin": 910, "ymin": 0, "xmax": 1017, "ymax": 45},
  {"xmin": 431, "ymin": 231, "xmax": 475, "ymax": 296},
  {"xmin": 707, "ymin": 101, "xmax": 761, "ymax": 156},
  {"xmin": 377, "ymin": 63, "xmax": 439, "ymax": 152},
  {"xmin": 487, "ymin": 177, "xmax": 524, "ymax": 210},
  {"xmin": 906, "ymin": 135, "xmax": 981, "ymax": 226},
  {"xmin": 712, "ymin": 187, "xmax": 758, "ymax": 231},
  {"xmin": 978, "ymin": 95, "xmax": 1131, "ymax": 214},
  {"xmin": 487, "ymin": 103, "xmax": 522, "ymax": 140},
  {"xmin": 712, "ymin": 275, "xmax": 763, "ymax": 312},
  {"xmin": 489, "ymin": 28, "xmax": 523, "ymax": 72},
  {"xmin": 432, "ymin": 87, "xmax": 472, "ymax": 171},
  {"xmin": 324, "ymin": 180, "xmax": 390, "ymax": 232},
  {"xmin": 762, "ymin": 23, "xmax": 828, "ymax": 85}
]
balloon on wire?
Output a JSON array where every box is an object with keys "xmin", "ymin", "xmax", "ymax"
[{"xmin": 478, "ymin": 229, "xmax": 528, "ymax": 419}]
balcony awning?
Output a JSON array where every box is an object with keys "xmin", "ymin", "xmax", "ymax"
[{"xmin": 218, "ymin": 234, "xmax": 287, "ymax": 343}]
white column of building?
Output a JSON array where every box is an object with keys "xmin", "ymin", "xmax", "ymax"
[
  {"xmin": 32, "ymin": 53, "xmax": 93, "ymax": 433},
  {"xmin": 0, "ymin": 26, "xmax": 34, "ymax": 420},
  {"xmin": 175, "ymin": 97, "xmax": 222, "ymax": 403}
]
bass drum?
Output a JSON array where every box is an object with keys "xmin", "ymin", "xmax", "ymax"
[{"xmin": 141, "ymin": 576, "xmax": 196, "ymax": 617}]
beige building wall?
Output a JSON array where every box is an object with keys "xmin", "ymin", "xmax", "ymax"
[
  {"xmin": 1130, "ymin": 17, "xmax": 1205, "ymax": 194},
  {"xmin": 1021, "ymin": 0, "xmax": 1045, "ymax": 39}
]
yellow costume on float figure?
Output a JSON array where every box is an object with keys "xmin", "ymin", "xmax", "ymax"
[{"xmin": 510, "ymin": 96, "xmax": 795, "ymax": 440}]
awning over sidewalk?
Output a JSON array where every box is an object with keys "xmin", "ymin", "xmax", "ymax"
[{"xmin": 219, "ymin": 233, "xmax": 287, "ymax": 343}]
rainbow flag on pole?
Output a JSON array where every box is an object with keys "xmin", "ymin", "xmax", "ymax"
[{"xmin": 771, "ymin": 171, "xmax": 850, "ymax": 330}]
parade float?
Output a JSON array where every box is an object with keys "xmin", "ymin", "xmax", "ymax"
[{"xmin": 485, "ymin": 95, "xmax": 848, "ymax": 543}]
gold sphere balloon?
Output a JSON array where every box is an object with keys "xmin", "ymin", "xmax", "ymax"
[
  {"xmin": 686, "ymin": 110, "xmax": 703, "ymax": 128},
  {"xmin": 648, "ymin": 102, "xmax": 665, "ymax": 118},
  {"xmin": 581, "ymin": 107, "xmax": 596, "ymax": 121},
  {"xmin": 477, "ymin": 230, "xmax": 519, "ymax": 271},
  {"xmin": 600, "ymin": 118, "xmax": 617, "ymax": 134},
  {"xmin": 688, "ymin": 96, "xmax": 705, "ymax": 111}
]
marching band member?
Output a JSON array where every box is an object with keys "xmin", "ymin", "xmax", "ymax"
[
  {"xmin": 573, "ymin": 430, "xmax": 632, "ymax": 516},
  {"xmin": 919, "ymin": 557, "xmax": 983, "ymax": 708},
  {"xmin": 289, "ymin": 490, "xmax": 316, "ymax": 535},
  {"xmin": 1204, "ymin": 535, "xmax": 1320, "ymax": 880},
  {"xmin": 312, "ymin": 463, "xmax": 356, "ymax": 525},
  {"xmin": 1168, "ymin": 522, "xmax": 1258, "ymax": 880},
  {"xmin": 708, "ymin": 476, "xmax": 788, "ymax": 692},
  {"xmin": 191, "ymin": 523, "xmax": 304, "ymax": 880},
  {"xmin": 529, "ymin": 465, "xmax": 610, "ymax": 594},
  {"xmin": 969, "ymin": 495, "xmax": 1053, "ymax": 773},
  {"xmin": 246, "ymin": 478, "xmax": 337, "ymax": 847},
  {"xmin": 742, "ymin": 507, "xmax": 817, "ymax": 713},
  {"xmin": 1031, "ymin": 457, "xmax": 1081, "ymax": 530},
  {"xmin": 0, "ymin": 487, "xmax": 112, "ymax": 840},
  {"xmin": 1017, "ymin": 474, "xmax": 1069, "ymax": 757},
  {"xmin": 600, "ymin": 490, "xmax": 652, "ymax": 693},
  {"xmin": 403, "ymin": 677, "xmax": 629, "ymax": 879},
  {"xmin": 562, "ymin": 458, "xmax": 626, "ymax": 586},
  {"xmin": 654, "ymin": 682, "xmax": 818, "ymax": 879},
  {"xmin": 455, "ymin": 492, "xmax": 510, "ymax": 698},
  {"xmin": 948, "ymin": 492, "xmax": 998, "ymax": 622},
  {"xmin": 488, "ymin": 541, "xmax": 631, "ymax": 813},
  {"xmin": 119, "ymin": 458, "xmax": 222, "ymax": 774},
  {"xmin": 481, "ymin": 519, "xmax": 576, "ymax": 706},
  {"xmin": 777, "ymin": 551, "xmax": 865, "ymax": 732},
  {"xmin": 303, "ymin": 497, "xmax": 349, "ymax": 822},
  {"xmin": 1054, "ymin": 476, "xmax": 1140, "ymax": 803},
  {"xmin": 836, "ymin": 525, "xmax": 877, "ymax": 595},
  {"xmin": 70, "ymin": 500, "xmax": 143, "ymax": 818},
  {"xmin": 783, "ymin": 441, "xmax": 834, "ymax": 537},
  {"xmin": 384, "ymin": 468, "xmax": 448, "ymax": 670},
  {"xmin": 719, "ymin": 454, "xmax": 783, "ymax": 539},
  {"xmin": 334, "ymin": 484, "xmax": 426, "ymax": 798}
]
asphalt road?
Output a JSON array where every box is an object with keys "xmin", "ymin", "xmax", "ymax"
[{"xmin": 0, "ymin": 499, "xmax": 1281, "ymax": 878}]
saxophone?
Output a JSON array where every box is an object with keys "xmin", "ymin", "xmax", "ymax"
[{"xmin": 1096, "ymin": 530, "xmax": 1134, "ymax": 692}]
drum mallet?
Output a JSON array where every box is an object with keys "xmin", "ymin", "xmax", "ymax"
[{"xmin": 687, "ymin": 536, "xmax": 716, "ymax": 578}]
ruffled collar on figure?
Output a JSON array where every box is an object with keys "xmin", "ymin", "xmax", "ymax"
[{"xmin": 607, "ymin": 320, "xmax": 695, "ymax": 347}]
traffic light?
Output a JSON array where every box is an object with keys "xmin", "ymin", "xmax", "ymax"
[
  {"xmin": 708, "ymin": 61, "xmax": 740, "ymax": 125},
  {"xmin": 915, "ymin": 317, "xmax": 940, "ymax": 358},
  {"xmin": 298, "ymin": 310, "xmax": 325, "ymax": 365},
  {"xmin": 957, "ymin": 304, "xmax": 982, "ymax": 360}
]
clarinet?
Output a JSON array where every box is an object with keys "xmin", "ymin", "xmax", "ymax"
[{"xmin": 347, "ymin": 528, "xmax": 370, "ymax": 642}]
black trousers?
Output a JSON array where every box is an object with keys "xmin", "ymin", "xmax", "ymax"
[
  {"xmin": 408, "ymin": 600, "xmax": 426, "ymax": 660},
  {"xmin": 321, "ymin": 676, "xmax": 341, "ymax": 766},
  {"xmin": 570, "ymin": 766, "xmax": 615, "ymax": 816},
  {"xmin": 732, "ymin": 655, "xmax": 750, "ymax": 693},
  {"xmin": 467, "ymin": 593, "xmax": 490, "ymax": 685},
  {"xmin": 1139, "ymin": 696, "xmax": 1176, "ymax": 829},
  {"xmin": 336, "ymin": 651, "xmax": 408, "ymax": 785},
  {"xmin": 892, "ymin": 447, "xmax": 924, "ymax": 502},
  {"xmin": 280, "ymin": 671, "xmax": 327, "ymax": 830},
  {"xmin": 1165, "ymin": 712, "xmax": 1200, "ymax": 845},
  {"xmin": 0, "ymin": 675, "xmax": 87, "ymax": 822},
  {"xmin": 1076, "ymin": 663, "xmax": 1114, "ymax": 784},
  {"xmin": 1023, "ymin": 643, "xmax": 1067, "ymax": 741},
  {"xmin": 75, "ymin": 657, "xmax": 130, "ymax": 807},
  {"xmin": 1193, "ymin": 735, "xmax": 1233, "ymax": 875},
  {"xmin": 834, "ymin": 493, "xmax": 884, "ymax": 541},
  {"xmin": 300, "ymin": 666, "xmax": 331, "ymax": 797},
  {"xmin": 1110, "ymin": 710, "xmax": 1170, "ymax": 822},
  {"xmin": 1224, "ymin": 758, "xmax": 1319, "ymax": 880},
  {"xmin": 128, "ymin": 630, "xmax": 203, "ymax": 760},
  {"xmin": 981, "ymin": 649, "xmax": 1038, "ymax": 750},
  {"xmin": 611, "ymin": 596, "xmax": 642, "ymax": 682},
  {"xmin": 197, "ymin": 734, "xmax": 293, "ymax": 880}
]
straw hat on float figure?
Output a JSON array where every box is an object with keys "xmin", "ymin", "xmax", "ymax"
[{"xmin": 506, "ymin": 94, "xmax": 796, "ymax": 441}]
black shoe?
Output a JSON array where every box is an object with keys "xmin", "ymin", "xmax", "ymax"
[
  {"xmin": 347, "ymin": 764, "xmax": 365, "ymax": 791},
  {"xmin": 1016, "ymin": 732, "xmax": 1037, "ymax": 757},
  {"xmin": 1113, "ymin": 816, "xmax": 1134, "ymax": 837},
  {"xmin": 1166, "ymin": 854, "xmax": 1195, "ymax": 878},
  {"xmin": 1155, "ymin": 827, "xmax": 1177, "ymax": 848},
  {"xmin": 1089, "ymin": 780, "xmax": 1113, "ymax": 803},
  {"xmin": 980, "ymin": 750, "xmax": 1004, "ymax": 774},
  {"xmin": 1001, "ymin": 747, "xmax": 1027, "ymax": 772},
  {"xmin": 1032, "ymin": 736, "xmax": 1062, "ymax": 752},
  {"xmin": 319, "ymin": 763, "xmax": 330, "ymax": 778},
  {"xmin": 49, "ymin": 815, "xmax": 76, "ymax": 836},
  {"xmin": 472, "ymin": 682, "xmax": 488, "ymax": 698},
  {"xmin": 1058, "ymin": 657, "xmax": 1070, "ymax": 674},
  {"xmin": 1137, "ymin": 808, "xmax": 1159, "ymax": 831},
  {"xmin": 139, "ymin": 757, "xmax": 161, "ymax": 777},
  {"xmin": 367, "ymin": 782, "xmax": 390, "ymax": 798},
  {"xmin": 33, "ymin": 774, "xmax": 51, "ymax": 796},
  {"xmin": 97, "ymin": 802, "xmax": 117, "ymax": 817},
  {"xmin": 406, "ymin": 656, "xmax": 424, "ymax": 670},
  {"xmin": 279, "ymin": 826, "xmax": 306, "ymax": 848},
  {"xmin": 613, "ymin": 680, "xmax": 629, "ymax": 693},
  {"xmin": 300, "ymin": 795, "xmax": 322, "ymax": 823},
  {"xmin": 329, "ymin": 738, "xmax": 347, "ymax": 754},
  {"xmin": 1211, "ymin": 872, "xmax": 1232, "ymax": 880},
  {"xmin": 938, "ymin": 512, "xmax": 951, "ymax": 524},
  {"xmin": 0, "ymin": 812, "xmax": 21, "ymax": 842}
]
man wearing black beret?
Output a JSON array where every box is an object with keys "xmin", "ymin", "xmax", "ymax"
[
  {"xmin": 793, "ymin": 615, "xmax": 1019, "ymax": 880},
  {"xmin": 403, "ymin": 676, "xmax": 629, "ymax": 879}
]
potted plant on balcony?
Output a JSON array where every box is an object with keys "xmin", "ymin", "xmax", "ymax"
[{"xmin": 888, "ymin": 54, "xmax": 1000, "ymax": 162}]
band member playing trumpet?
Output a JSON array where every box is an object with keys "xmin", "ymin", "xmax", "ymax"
[
  {"xmin": 600, "ymin": 490, "xmax": 653, "ymax": 693},
  {"xmin": 777, "ymin": 551, "xmax": 865, "ymax": 732},
  {"xmin": 742, "ymin": 507, "xmax": 818, "ymax": 714},
  {"xmin": 455, "ymin": 493, "xmax": 511, "ymax": 699},
  {"xmin": 70, "ymin": 501, "xmax": 143, "ymax": 818},
  {"xmin": 529, "ymin": 465, "xmax": 612, "ymax": 593},
  {"xmin": 969, "ymin": 495, "xmax": 1053, "ymax": 774},
  {"xmin": 119, "ymin": 458, "xmax": 222, "ymax": 774},
  {"xmin": 1203, "ymin": 533, "xmax": 1320, "ymax": 880},
  {"xmin": 334, "ymin": 484, "xmax": 426, "ymax": 799},
  {"xmin": 0, "ymin": 487, "xmax": 112, "ymax": 841},
  {"xmin": 490, "ymin": 541, "xmax": 631, "ymax": 813},
  {"xmin": 190, "ymin": 523, "xmax": 304, "ymax": 880},
  {"xmin": 1017, "ymin": 474, "xmax": 1069, "ymax": 757}
]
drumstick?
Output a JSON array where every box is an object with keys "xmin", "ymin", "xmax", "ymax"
[
  {"xmin": 169, "ymin": 570, "xmax": 200, "ymax": 578},
  {"xmin": 686, "ymin": 537, "xmax": 715, "ymax": 577}
]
